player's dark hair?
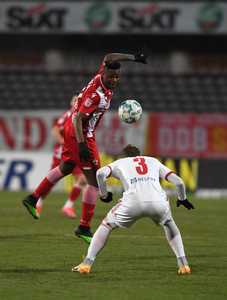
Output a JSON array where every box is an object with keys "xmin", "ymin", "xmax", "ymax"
[
  {"xmin": 105, "ymin": 61, "xmax": 121, "ymax": 70},
  {"xmin": 122, "ymin": 144, "xmax": 141, "ymax": 157}
]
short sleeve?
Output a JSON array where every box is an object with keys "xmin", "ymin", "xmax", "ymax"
[
  {"xmin": 158, "ymin": 161, "xmax": 174, "ymax": 180},
  {"xmin": 79, "ymin": 91, "xmax": 100, "ymax": 116},
  {"xmin": 107, "ymin": 161, "xmax": 121, "ymax": 179}
]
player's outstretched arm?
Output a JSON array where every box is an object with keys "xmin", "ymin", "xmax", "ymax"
[
  {"xmin": 167, "ymin": 173, "xmax": 195, "ymax": 210},
  {"xmin": 104, "ymin": 52, "xmax": 147, "ymax": 65},
  {"xmin": 96, "ymin": 166, "xmax": 113, "ymax": 203}
]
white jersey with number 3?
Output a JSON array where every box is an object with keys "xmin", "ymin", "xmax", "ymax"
[{"xmin": 107, "ymin": 156, "xmax": 172, "ymax": 202}]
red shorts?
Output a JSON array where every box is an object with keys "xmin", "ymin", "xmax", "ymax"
[{"xmin": 62, "ymin": 129, "xmax": 100, "ymax": 171}]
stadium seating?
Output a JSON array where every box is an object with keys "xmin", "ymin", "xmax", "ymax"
[{"xmin": 0, "ymin": 69, "xmax": 227, "ymax": 112}]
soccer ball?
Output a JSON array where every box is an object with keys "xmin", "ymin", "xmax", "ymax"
[{"xmin": 118, "ymin": 100, "xmax": 142, "ymax": 124}]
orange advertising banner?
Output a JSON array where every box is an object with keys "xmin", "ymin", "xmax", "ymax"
[{"xmin": 146, "ymin": 113, "xmax": 227, "ymax": 158}]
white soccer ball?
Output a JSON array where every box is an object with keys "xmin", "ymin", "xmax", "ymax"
[{"xmin": 118, "ymin": 100, "xmax": 142, "ymax": 124}]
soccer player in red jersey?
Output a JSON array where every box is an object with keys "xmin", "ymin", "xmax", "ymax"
[
  {"xmin": 22, "ymin": 52, "xmax": 147, "ymax": 243},
  {"xmin": 36, "ymin": 95, "xmax": 88, "ymax": 219}
]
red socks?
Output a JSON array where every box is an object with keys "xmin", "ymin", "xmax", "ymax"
[
  {"xmin": 80, "ymin": 202, "xmax": 96, "ymax": 227},
  {"xmin": 80, "ymin": 185, "xmax": 98, "ymax": 227},
  {"xmin": 32, "ymin": 178, "xmax": 54, "ymax": 199},
  {"xmin": 32, "ymin": 166, "xmax": 64, "ymax": 199},
  {"xmin": 69, "ymin": 185, "xmax": 81, "ymax": 202}
]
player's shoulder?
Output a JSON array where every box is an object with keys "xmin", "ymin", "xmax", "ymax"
[
  {"xmin": 108, "ymin": 157, "xmax": 125, "ymax": 168},
  {"xmin": 143, "ymin": 156, "xmax": 161, "ymax": 165},
  {"xmin": 143, "ymin": 155, "xmax": 158, "ymax": 160}
]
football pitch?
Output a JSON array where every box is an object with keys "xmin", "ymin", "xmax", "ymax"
[{"xmin": 0, "ymin": 191, "xmax": 227, "ymax": 300}]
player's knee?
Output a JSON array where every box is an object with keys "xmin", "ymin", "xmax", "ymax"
[
  {"xmin": 60, "ymin": 161, "xmax": 75, "ymax": 175},
  {"xmin": 102, "ymin": 220, "xmax": 117, "ymax": 230},
  {"xmin": 163, "ymin": 219, "xmax": 180, "ymax": 239},
  {"xmin": 102, "ymin": 215, "xmax": 118, "ymax": 230}
]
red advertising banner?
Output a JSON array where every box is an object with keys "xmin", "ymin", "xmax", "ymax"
[
  {"xmin": 0, "ymin": 111, "xmax": 147, "ymax": 154},
  {"xmin": 146, "ymin": 113, "xmax": 227, "ymax": 158}
]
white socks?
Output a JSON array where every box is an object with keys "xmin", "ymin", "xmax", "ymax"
[
  {"xmin": 64, "ymin": 200, "xmax": 74, "ymax": 208},
  {"xmin": 36, "ymin": 197, "xmax": 43, "ymax": 207},
  {"xmin": 162, "ymin": 219, "xmax": 188, "ymax": 266},
  {"xmin": 84, "ymin": 224, "xmax": 112, "ymax": 264},
  {"xmin": 168, "ymin": 233, "xmax": 186, "ymax": 259}
]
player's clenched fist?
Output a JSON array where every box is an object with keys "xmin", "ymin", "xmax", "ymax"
[
  {"xmin": 100, "ymin": 192, "xmax": 113, "ymax": 203},
  {"xmin": 134, "ymin": 53, "xmax": 148, "ymax": 64},
  {"xmin": 176, "ymin": 199, "xmax": 194, "ymax": 210}
]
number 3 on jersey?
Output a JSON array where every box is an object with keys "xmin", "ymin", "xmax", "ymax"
[{"xmin": 133, "ymin": 157, "xmax": 148, "ymax": 175}]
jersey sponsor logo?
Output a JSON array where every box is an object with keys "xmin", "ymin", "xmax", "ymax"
[
  {"xmin": 130, "ymin": 176, "xmax": 156, "ymax": 184},
  {"xmin": 84, "ymin": 97, "xmax": 93, "ymax": 107}
]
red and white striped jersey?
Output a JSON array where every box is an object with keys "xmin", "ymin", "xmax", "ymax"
[{"xmin": 69, "ymin": 62, "xmax": 113, "ymax": 138}]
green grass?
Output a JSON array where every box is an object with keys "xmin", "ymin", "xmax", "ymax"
[{"xmin": 0, "ymin": 191, "xmax": 227, "ymax": 300}]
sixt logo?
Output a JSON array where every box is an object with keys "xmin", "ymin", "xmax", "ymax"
[
  {"xmin": 6, "ymin": 3, "xmax": 67, "ymax": 31},
  {"xmin": 118, "ymin": 3, "xmax": 179, "ymax": 31}
]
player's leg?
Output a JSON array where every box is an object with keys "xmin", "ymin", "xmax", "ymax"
[
  {"xmin": 161, "ymin": 214, "xmax": 191, "ymax": 275},
  {"xmin": 36, "ymin": 157, "xmax": 60, "ymax": 215},
  {"xmin": 74, "ymin": 168, "xmax": 98, "ymax": 244},
  {"xmin": 72, "ymin": 222, "xmax": 113, "ymax": 274},
  {"xmin": 72, "ymin": 198, "xmax": 141, "ymax": 274},
  {"xmin": 22, "ymin": 129, "xmax": 79, "ymax": 219},
  {"xmin": 36, "ymin": 197, "xmax": 43, "ymax": 215},
  {"xmin": 74, "ymin": 138, "xmax": 100, "ymax": 243},
  {"xmin": 145, "ymin": 200, "xmax": 191, "ymax": 274},
  {"xmin": 22, "ymin": 161, "xmax": 75, "ymax": 219},
  {"xmin": 62, "ymin": 169, "xmax": 87, "ymax": 219},
  {"xmin": 72, "ymin": 204, "xmax": 120, "ymax": 274}
]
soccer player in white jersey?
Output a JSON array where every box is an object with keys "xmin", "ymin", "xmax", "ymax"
[{"xmin": 72, "ymin": 144, "xmax": 194, "ymax": 275}]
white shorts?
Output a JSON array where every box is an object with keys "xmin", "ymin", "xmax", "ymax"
[{"xmin": 102, "ymin": 193, "xmax": 172, "ymax": 229}]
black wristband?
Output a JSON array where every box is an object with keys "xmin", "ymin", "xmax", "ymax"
[{"xmin": 100, "ymin": 192, "xmax": 113, "ymax": 203}]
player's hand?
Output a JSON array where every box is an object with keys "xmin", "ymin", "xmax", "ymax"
[
  {"xmin": 176, "ymin": 199, "xmax": 195, "ymax": 210},
  {"xmin": 134, "ymin": 53, "xmax": 147, "ymax": 64},
  {"xmin": 78, "ymin": 142, "xmax": 91, "ymax": 161},
  {"xmin": 100, "ymin": 192, "xmax": 113, "ymax": 203}
]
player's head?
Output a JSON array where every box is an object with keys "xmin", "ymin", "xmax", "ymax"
[
  {"xmin": 102, "ymin": 62, "xmax": 121, "ymax": 90},
  {"xmin": 122, "ymin": 144, "xmax": 141, "ymax": 157}
]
